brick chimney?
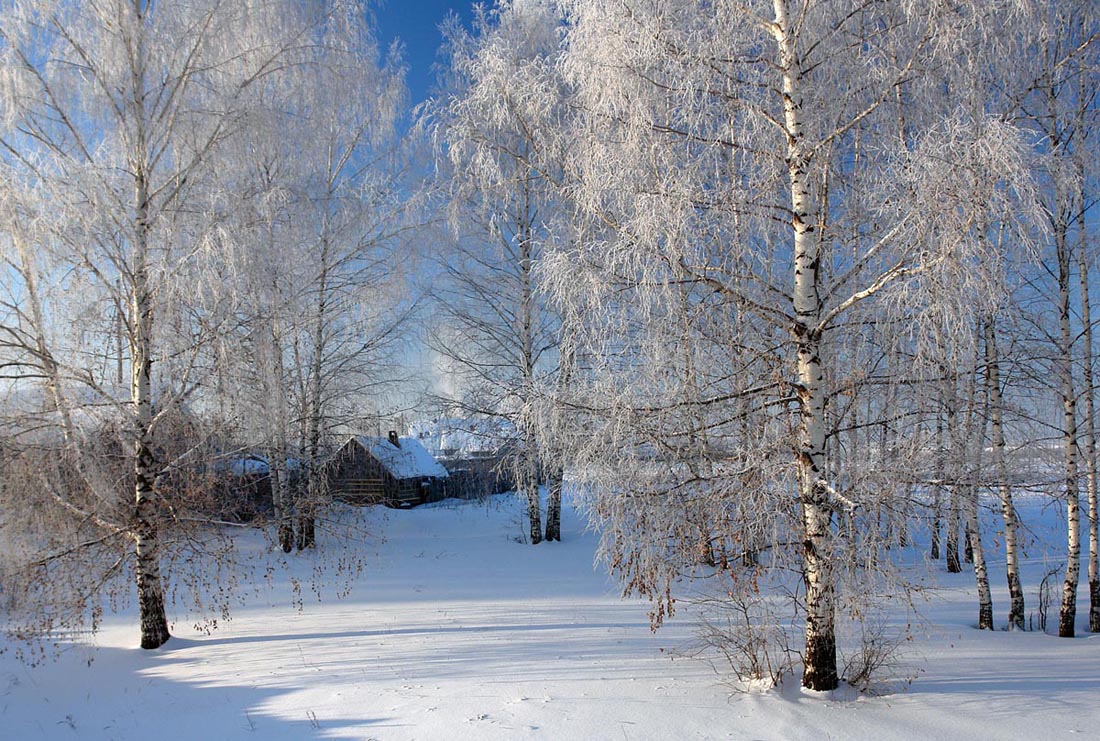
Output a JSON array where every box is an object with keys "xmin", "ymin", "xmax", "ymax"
[{"xmin": 388, "ymin": 430, "xmax": 400, "ymax": 448}]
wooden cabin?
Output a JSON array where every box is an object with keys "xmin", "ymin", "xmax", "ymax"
[{"xmin": 327, "ymin": 432, "xmax": 449, "ymax": 507}]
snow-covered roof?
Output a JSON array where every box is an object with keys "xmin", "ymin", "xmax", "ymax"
[
  {"xmin": 219, "ymin": 456, "xmax": 302, "ymax": 477},
  {"xmin": 355, "ymin": 435, "xmax": 449, "ymax": 480},
  {"xmin": 228, "ymin": 456, "xmax": 269, "ymax": 476}
]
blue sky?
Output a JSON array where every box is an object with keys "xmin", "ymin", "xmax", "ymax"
[{"xmin": 373, "ymin": 1, "xmax": 478, "ymax": 105}]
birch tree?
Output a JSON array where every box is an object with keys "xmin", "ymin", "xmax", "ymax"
[
  {"xmin": 547, "ymin": 0, "xmax": 1041, "ymax": 689},
  {"xmin": 424, "ymin": 0, "xmax": 571, "ymax": 544},
  {"xmin": 1079, "ymin": 171, "xmax": 1100, "ymax": 633},
  {"xmin": 1007, "ymin": 1, "xmax": 1100, "ymax": 637},
  {"xmin": 984, "ymin": 318, "xmax": 1025, "ymax": 629},
  {"xmin": 1068, "ymin": 24, "xmax": 1100, "ymax": 635},
  {"xmin": 216, "ymin": 1, "xmax": 410, "ymax": 552},
  {"xmin": 956, "ymin": 327, "xmax": 993, "ymax": 629},
  {"xmin": 0, "ymin": 0, "xmax": 324, "ymax": 649},
  {"xmin": 939, "ymin": 0, "xmax": 1076, "ymax": 633},
  {"xmin": 223, "ymin": 153, "xmax": 303, "ymax": 552}
]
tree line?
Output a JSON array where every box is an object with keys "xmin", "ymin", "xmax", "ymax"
[{"xmin": 425, "ymin": 0, "xmax": 1100, "ymax": 692}]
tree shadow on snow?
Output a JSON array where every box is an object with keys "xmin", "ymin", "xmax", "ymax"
[
  {"xmin": 1, "ymin": 638, "xmax": 399, "ymax": 740},
  {"xmin": 159, "ymin": 602, "xmax": 675, "ymax": 689}
]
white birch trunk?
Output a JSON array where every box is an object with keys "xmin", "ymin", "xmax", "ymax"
[
  {"xmin": 544, "ymin": 467, "xmax": 563, "ymax": 542},
  {"xmin": 984, "ymin": 319, "xmax": 1024, "ymax": 629},
  {"xmin": 300, "ymin": 233, "xmax": 330, "ymax": 551},
  {"xmin": 133, "ymin": 184, "xmax": 170, "ymax": 650},
  {"xmin": 1056, "ymin": 198, "xmax": 1080, "ymax": 638},
  {"xmin": 1077, "ymin": 177, "xmax": 1100, "ymax": 632},
  {"xmin": 269, "ymin": 315, "xmax": 295, "ymax": 553},
  {"xmin": 545, "ymin": 327, "xmax": 570, "ymax": 543},
  {"xmin": 519, "ymin": 178, "xmax": 542, "ymax": 545},
  {"xmin": 965, "ymin": 412, "xmax": 993, "ymax": 630},
  {"xmin": 773, "ymin": 0, "xmax": 837, "ymax": 691},
  {"xmin": 884, "ymin": 347, "xmax": 907, "ymax": 548},
  {"xmin": 966, "ymin": 475, "xmax": 993, "ymax": 629},
  {"xmin": 946, "ymin": 395, "xmax": 962, "ymax": 574},
  {"xmin": 130, "ymin": 14, "xmax": 170, "ymax": 648},
  {"xmin": 932, "ymin": 410, "xmax": 944, "ymax": 561},
  {"xmin": 963, "ymin": 333, "xmax": 992, "ymax": 629}
]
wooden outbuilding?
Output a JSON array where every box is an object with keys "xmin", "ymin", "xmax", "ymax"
[
  {"xmin": 408, "ymin": 417, "xmax": 518, "ymax": 499},
  {"xmin": 327, "ymin": 432, "xmax": 449, "ymax": 507}
]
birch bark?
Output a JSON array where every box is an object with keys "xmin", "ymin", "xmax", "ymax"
[
  {"xmin": 964, "ymin": 330, "xmax": 992, "ymax": 629},
  {"xmin": 946, "ymin": 398, "xmax": 962, "ymax": 574},
  {"xmin": 932, "ymin": 411, "xmax": 944, "ymax": 562},
  {"xmin": 520, "ymin": 193, "xmax": 543, "ymax": 545},
  {"xmin": 773, "ymin": 0, "xmax": 836, "ymax": 691},
  {"xmin": 1056, "ymin": 186, "xmax": 1080, "ymax": 638},
  {"xmin": 132, "ymin": 192, "xmax": 170, "ymax": 648},
  {"xmin": 1076, "ymin": 166, "xmax": 1099, "ymax": 633},
  {"xmin": 269, "ymin": 316, "xmax": 295, "ymax": 554},
  {"xmin": 984, "ymin": 319, "xmax": 1024, "ymax": 629},
  {"xmin": 129, "ymin": 9, "xmax": 170, "ymax": 649},
  {"xmin": 301, "ymin": 195, "xmax": 334, "ymax": 552}
]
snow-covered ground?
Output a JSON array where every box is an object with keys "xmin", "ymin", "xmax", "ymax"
[{"xmin": 3, "ymin": 495, "xmax": 1100, "ymax": 740}]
